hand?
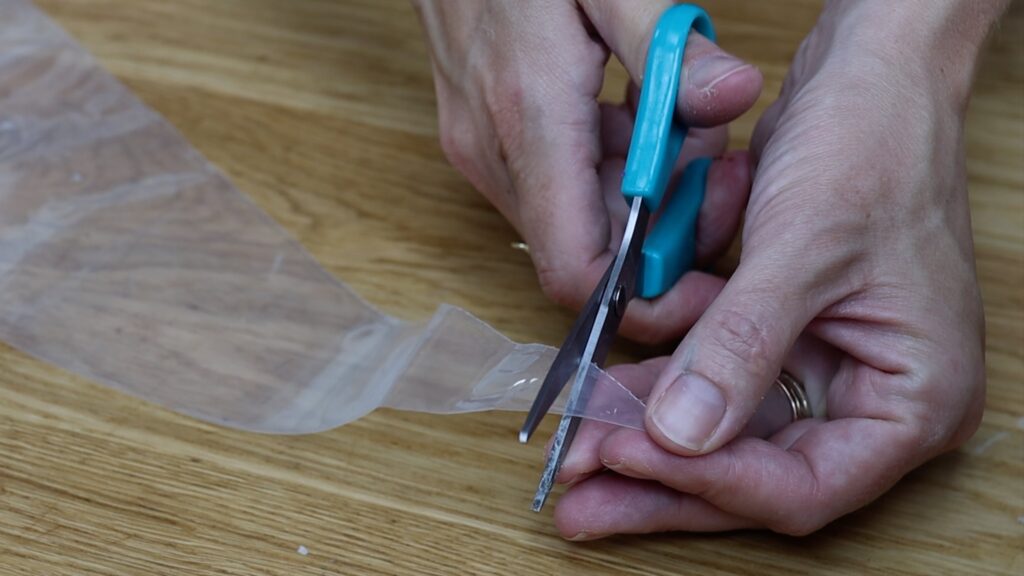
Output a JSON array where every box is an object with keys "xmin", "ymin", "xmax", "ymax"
[
  {"xmin": 552, "ymin": 0, "xmax": 1005, "ymax": 538},
  {"xmin": 413, "ymin": 0, "xmax": 763, "ymax": 343}
]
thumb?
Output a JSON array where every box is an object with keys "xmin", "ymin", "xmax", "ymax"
[
  {"xmin": 644, "ymin": 256, "xmax": 821, "ymax": 455},
  {"xmin": 579, "ymin": 0, "xmax": 762, "ymax": 127}
]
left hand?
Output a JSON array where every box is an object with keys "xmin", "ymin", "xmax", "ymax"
[
  {"xmin": 547, "ymin": 0, "xmax": 1004, "ymax": 539},
  {"xmin": 412, "ymin": 0, "xmax": 763, "ymax": 344}
]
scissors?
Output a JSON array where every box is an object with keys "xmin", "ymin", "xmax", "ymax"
[{"xmin": 519, "ymin": 4, "xmax": 716, "ymax": 512}]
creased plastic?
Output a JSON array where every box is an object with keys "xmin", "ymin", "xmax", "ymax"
[{"xmin": 0, "ymin": 0, "xmax": 648, "ymax": 434}]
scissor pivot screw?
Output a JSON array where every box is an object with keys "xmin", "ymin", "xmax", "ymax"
[{"xmin": 611, "ymin": 284, "xmax": 627, "ymax": 317}]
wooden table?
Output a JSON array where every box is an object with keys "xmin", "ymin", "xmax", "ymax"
[{"xmin": 3, "ymin": 1, "xmax": 1021, "ymax": 574}]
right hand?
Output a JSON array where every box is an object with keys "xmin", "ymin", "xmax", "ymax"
[
  {"xmin": 550, "ymin": 0, "xmax": 993, "ymax": 538},
  {"xmin": 413, "ymin": 0, "xmax": 763, "ymax": 343}
]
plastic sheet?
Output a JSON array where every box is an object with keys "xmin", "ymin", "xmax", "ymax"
[{"xmin": 0, "ymin": 0, "xmax": 649, "ymax": 434}]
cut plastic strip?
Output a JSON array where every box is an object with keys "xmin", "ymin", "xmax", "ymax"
[{"xmin": 0, "ymin": 0, "xmax": 647, "ymax": 434}]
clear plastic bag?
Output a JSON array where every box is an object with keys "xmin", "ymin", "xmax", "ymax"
[
  {"xmin": 0, "ymin": 1, "xmax": 822, "ymax": 438},
  {"xmin": 0, "ymin": 0, "xmax": 648, "ymax": 434}
]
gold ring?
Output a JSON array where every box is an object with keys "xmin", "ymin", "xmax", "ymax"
[
  {"xmin": 775, "ymin": 370, "xmax": 812, "ymax": 421},
  {"xmin": 510, "ymin": 241, "xmax": 530, "ymax": 254}
]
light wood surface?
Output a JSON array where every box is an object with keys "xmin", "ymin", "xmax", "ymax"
[{"xmin": 2, "ymin": 1, "xmax": 1021, "ymax": 574}]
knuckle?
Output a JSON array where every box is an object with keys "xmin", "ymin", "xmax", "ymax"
[
  {"xmin": 537, "ymin": 268, "xmax": 575, "ymax": 308},
  {"xmin": 707, "ymin": 309, "xmax": 774, "ymax": 376},
  {"xmin": 768, "ymin": 479, "xmax": 830, "ymax": 535},
  {"xmin": 536, "ymin": 266, "xmax": 585, "ymax": 310},
  {"xmin": 689, "ymin": 450, "xmax": 737, "ymax": 502},
  {"xmin": 762, "ymin": 485, "xmax": 829, "ymax": 536},
  {"xmin": 907, "ymin": 338, "xmax": 988, "ymax": 453},
  {"xmin": 773, "ymin": 515, "xmax": 826, "ymax": 537},
  {"xmin": 482, "ymin": 75, "xmax": 525, "ymax": 141},
  {"xmin": 945, "ymin": 363, "xmax": 987, "ymax": 450},
  {"xmin": 438, "ymin": 120, "xmax": 477, "ymax": 175}
]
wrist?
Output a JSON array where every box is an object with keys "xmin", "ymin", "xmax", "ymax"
[{"xmin": 827, "ymin": 0, "xmax": 1008, "ymax": 108}]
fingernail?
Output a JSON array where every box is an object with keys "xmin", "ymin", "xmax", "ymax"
[
  {"xmin": 687, "ymin": 53, "xmax": 749, "ymax": 91},
  {"xmin": 600, "ymin": 457, "xmax": 623, "ymax": 471},
  {"xmin": 650, "ymin": 372, "xmax": 726, "ymax": 451},
  {"xmin": 562, "ymin": 473, "xmax": 585, "ymax": 487},
  {"xmin": 568, "ymin": 531, "xmax": 601, "ymax": 542}
]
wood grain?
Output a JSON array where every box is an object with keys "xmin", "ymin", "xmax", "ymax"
[{"xmin": 2, "ymin": 0, "xmax": 1021, "ymax": 574}]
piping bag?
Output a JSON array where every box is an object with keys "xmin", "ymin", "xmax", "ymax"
[
  {"xmin": 0, "ymin": 0, "xmax": 648, "ymax": 434},
  {"xmin": 0, "ymin": 1, "xmax": 814, "ymax": 437}
]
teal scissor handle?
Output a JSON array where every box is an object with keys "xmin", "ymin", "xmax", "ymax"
[
  {"xmin": 622, "ymin": 4, "xmax": 715, "ymax": 299},
  {"xmin": 638, "ymin": 157, "xmax": 711, "ymax": 298}
]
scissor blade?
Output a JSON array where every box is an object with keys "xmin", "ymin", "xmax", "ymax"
[
  {"xmin": 531, "ymin": 398, "xmax": 585, "ymax": 511},
  {"xmin": 519, "ymin": 267, "xmax": 612, "ymax": 444},
  {"xmin": 531, "ymin": 197, "xmax": 650, "ymax": 511}
]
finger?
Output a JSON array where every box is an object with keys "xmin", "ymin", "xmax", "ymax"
[
  {"xmin": 620, "ymin": 271, "xmax": 726, "ymax": 344},
  {"xmin": 642, "ymin": 226, "xmax": 834, "ymax": 452},
  {"xmin": 515, "ymin": 96, "xmax": 614, "ymax": 311},
  {"xmin": 601, "ymin": 101, "xmax": 730, "ymax": 181},
  {"xmin": 554, "ymin": 473, "xmax": 756, "ymax": 540},
  {"xmin": 676, "ymin": 126, "xmax": 729, "ymax": 173},
  {"xmin": 614, "ymin": 152, "xmax": 753, "ymax": 344},
  {"xmin": 482, "ymin": 4, "xmax": 616, "ymax": 312},
  {"xmin": 528, "ymin": 121, "xmax": 738, "ymax": 309},
  {"xmin": 557, "ymin": 359, "xmax": 669, "ymax": 483},
  {"xmin": 559, "ymin": 341, "xmax": 833, "ymax": 484},
  {"xmin": 600, "ymin": 108, "xmax": 735, "ymax": 279},
  {"xmin": 555, "ymin": 419, "xmax": 615, "ymax": 484},
  {"xmin": 580, "ymin": 0, "xmax": 763, "ymax": 127},
  {"xmin": 737, "ymin": 332, "xmax": 841, "ymax": 437},
  {"xmin": 694, "ymin": 150, "xmax": 750, "ymax": 265},
  {"xmin": 600, "ymin": 409, "xmax": 922, "ymax": 535}
]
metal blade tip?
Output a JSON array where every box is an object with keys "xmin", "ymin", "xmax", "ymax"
[{"xmin": 531, "ymin": 490, "xmax": 549, "ymax": 512}]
